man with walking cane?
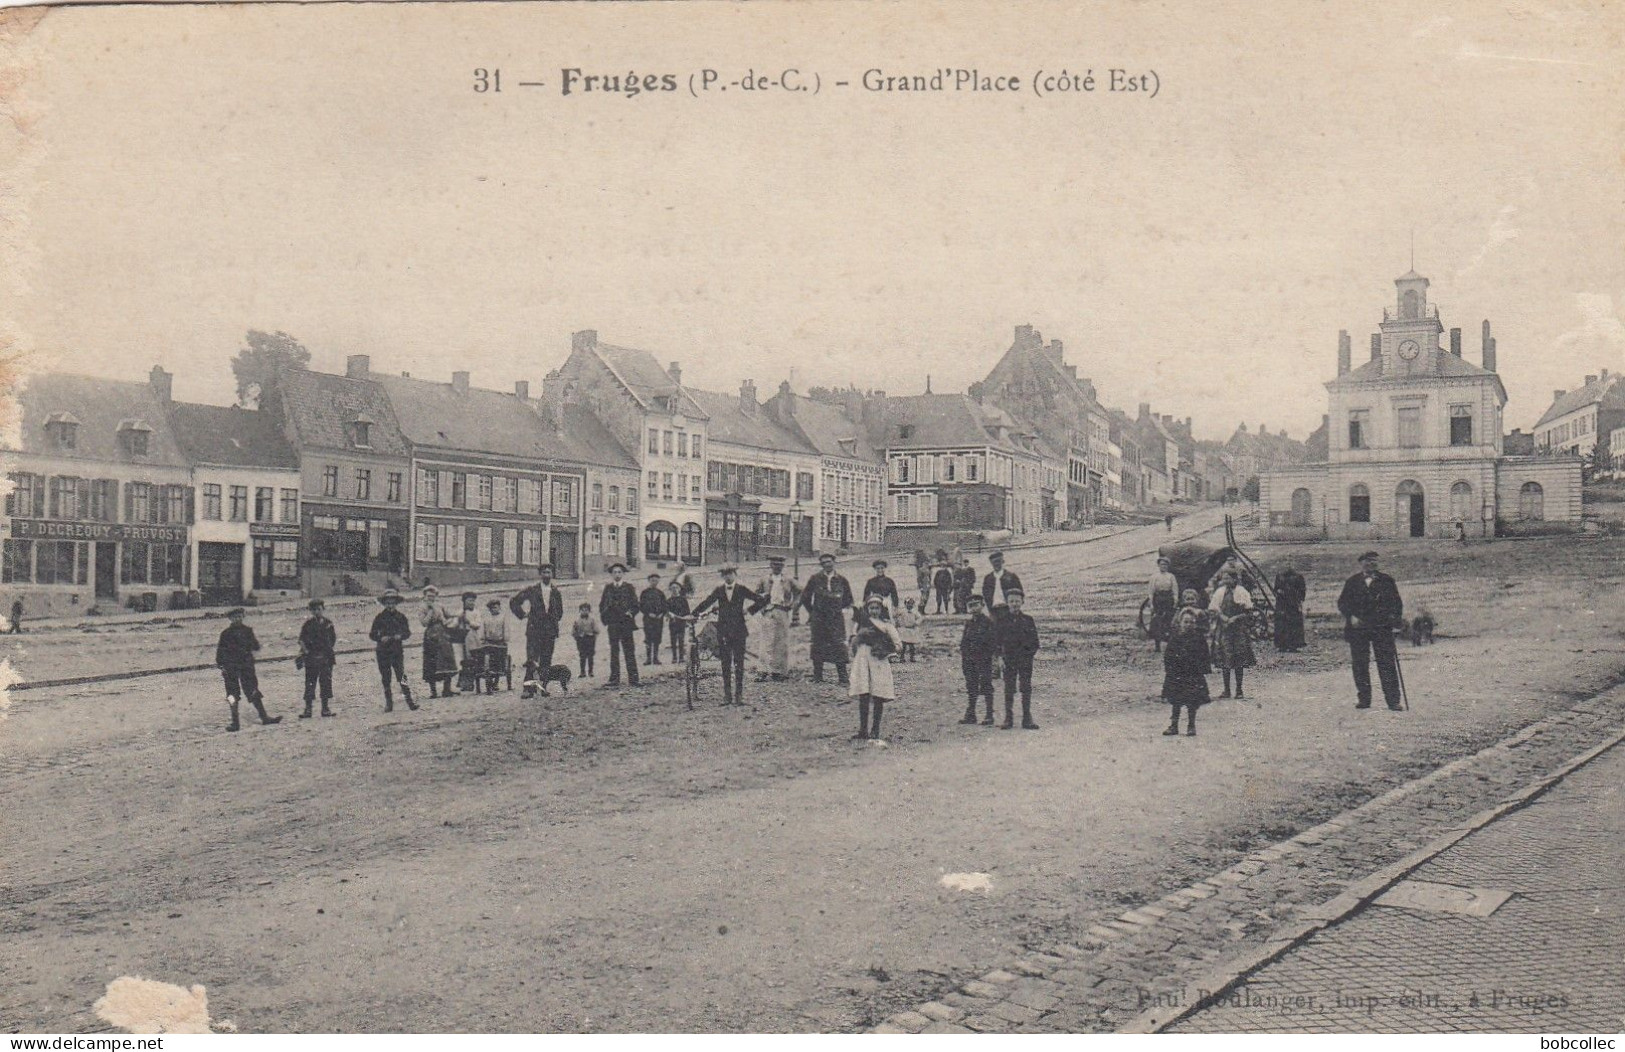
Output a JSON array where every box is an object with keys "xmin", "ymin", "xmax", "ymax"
[{"xmin": 1336, "ymin": 550, "xmax": 1406, "ymax": 711}]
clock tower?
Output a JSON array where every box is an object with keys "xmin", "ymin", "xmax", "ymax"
[{"xmin": 1380, "ymin": 270, "xmax": 1445, "ymax": 378}]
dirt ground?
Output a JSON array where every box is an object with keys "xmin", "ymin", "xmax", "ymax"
[{"xmin": 3, "ymin": 511, "xmax": 1623, "ymax": 1032}]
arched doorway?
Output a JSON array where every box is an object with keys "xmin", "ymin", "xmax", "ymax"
[
  {"xmin": 1290, "ymin": 488, "xmax": 1313, "ymax": 527},
  {"xmin": 1450, "ymin": 481, "xmax": 1473, "ymax": 522},
  {"xmin": 645, "ymin": 520, "xmax": 678, "ymax": 561},
  {"xmin": 1395, "ymin": 480, "xmax": 1425, "ymax": 537},
  {"xmin": 1519, "ymin": 481, "xmax": 1544, "ymax": 521}
]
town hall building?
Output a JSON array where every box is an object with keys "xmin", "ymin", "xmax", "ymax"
[{"xmin": 1260, "ymin": 270, "xmax": 1581, "ymax": 540}]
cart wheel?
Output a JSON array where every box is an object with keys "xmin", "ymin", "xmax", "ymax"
[
  {"xmin": 1251, "ymin": 609, "xmax": 1274, "ymax": 642},
  {"xmin": 1137, "ymin": 598, "xmax": 1152, "ymax": 638}
]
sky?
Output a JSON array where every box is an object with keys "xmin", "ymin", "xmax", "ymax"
[{"xmin": 5, "ymin": 0, "xmax": 1623, "ymax": 440}]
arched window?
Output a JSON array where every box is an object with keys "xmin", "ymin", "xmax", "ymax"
[
  {"xmin": 1401, "ymin": 289, "xmax": 1420, "ymax": 319},
  {"xmin": 1450, "ymin": 481, "xmax": 1473, "ymax": 521},
  {"xmin": 1290, "ymin": 488, "xmax": 1313, "ymax": 527},
  {"xmin": 1519, "ymin": 481, "xmax": 1544, "ymax": 521},
  {"xmin": 1348, "ymin": 483, "xmax": 1370, "ymax": 523},
  {"xmin": 645, "ymin": 520, "xmax": 678, "ymax": 559},
  {"xmin": 682, "ymin": 522, "xmax": 704, "ymax": 563}
]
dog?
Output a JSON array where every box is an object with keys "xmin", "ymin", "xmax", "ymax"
[
  {"xmin": 1407, "ymin": 613, "xmax": 1435, "ymax": 647},
  {"xmin": 521, "ymin": 663, "xmax": 573, "ymax": 698}
]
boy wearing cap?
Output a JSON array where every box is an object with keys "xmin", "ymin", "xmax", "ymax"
[
  {"xmin": 476, "ymin": 597, "xmax": 509, "ymax": 693},
  {"xmin": 665, "ymin": 580, "xmax": 691, "ymax": 664},
  {"xmin": 692, "ymin": 563, "xmax": 768, "ymax": 705},
  {"xmin": 863, "ymin": 559, "xmax": 900, "ymax": 616},
  {"xmin": 216, "ymin": 608, "xmax": 281, "ymax": 732},
  {"xmin": 572, "ymin": 601, "xmax": 599, "ymax": 678},
  {"xmin": 297, "ymin": 598, "xmax": 338, "ymax": 718},
  {"xmin": 994, "ymin": 590, "xmax": 1040, "ymax": 730},
  {"xmin": 958, "ymin": 594, "xmax": 998, "ymax": 725},
  {"xmin": 640, "ymin": 573, "xmax": 669, "ymax": 666},
  {"xmin": 369, "ymin": 589, "xmax": 417, "ymax": 712},
  {"xmin": 982, "ymin": 551, "xmax": 1024, "ymax": 622},
  {"xmin": 598, "ymin": 562, "xmax": 641, "ymax": 686}
]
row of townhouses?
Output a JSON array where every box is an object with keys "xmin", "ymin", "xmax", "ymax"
[{"xmin": 3, "ymin": 326, "xmax": 1233, "ymax": 615}]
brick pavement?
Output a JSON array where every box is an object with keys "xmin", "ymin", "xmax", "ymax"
[
  {"xmin": 869, "ymin": 685, "xmax": 1625, "ymax": 1034},
  {"xmin": 1169, "ymin": 737, "xmax": 1625, "ymax": 1033}
]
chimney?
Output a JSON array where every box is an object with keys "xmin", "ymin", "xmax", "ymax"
[
  {"xmin": 1484, "ymin": 335, "xmax": 1497, "ymax": 374},
  {"xmin": 1047, "ymin": 339, "xmax": 1064, "ymax": 365},
  {"xmin": 346, "ymin": 354, "xmax": 370, "ymax": 379},
  {"xmin": 1369, "ymin": 334, "xmax": 1381, "ymax": 361},
  {"xmin": 452, "ymin": 371, "xmax": 470, "ymax": 394},
  {"xmin": 1450, "ymin": 328, "xmax": 1462, "ymax": 357},
  {"xmin": 1585, "ymin": 374, "xmax": 1598, "ymax": 387},
  {"xmin": 1337, "ymin": 330, "xmax": 1351, "ymax": 376},
  {"xmin": 778, "ymin": 379, "xmax": 792, "ymax": 397},
  {"xmin": 148, "ymin": 365, "xmax": 172, "ymax": 403},
  {"xmin": 844, "ymin": 387, "xmax": 863, "ymax": 424},
  {"xmin": 1554, "ymin": 389, "xmax": 1567, "ymax": 402},
  {"xmin": 668, "ymin": 361, "xmax": 683, "ymax": 385},
  {"xmin": 571, "ymin": 329, "xmax": 597, "ymax": 353},
  {"xmin": 739, "ymin": 379, "xmax": 757, "ymax": 414},
  {"xmin": 1138, "ymin": 402, "xmax": 1151, "ymax": 421},
  {"xmin": 514, "ymin": 380, "xmax": 530, "ymax": 401},
  {"xmin": 1014, "ymin": 324, "xmax": 1040, "ymax": 349},
  {"xmin": 1185, "ymin": 416, "xmax": 1193, "ymax": 433}
]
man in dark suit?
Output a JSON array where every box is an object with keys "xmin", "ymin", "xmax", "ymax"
[
  {"xmin": 692, "ymin": 563, "xmax": 768, "ymax": 705},
  {"xmin": 598, "ymin": 562, "xmax": 641, "ymax": 686},
  {"xmin": 800, "ymin": 552, "xmax": 854, "ymax": 685},
  {"xmin": 1336, "ymin": 550, "xmax": 1405, "ymax": 710},
  {"xmin": 510, "ymin": 564, "xmax": 566, "ymax": 696},
  {"xmin": 982, "ymin": 550, "xmax": 1024, "ymax": 621}
]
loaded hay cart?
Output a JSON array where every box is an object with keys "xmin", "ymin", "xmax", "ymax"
[{"xmin": 1137, "ymin": 515, "xmax": 1275, "ymax": 641}]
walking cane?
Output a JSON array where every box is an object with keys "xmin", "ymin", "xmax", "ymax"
[{"xmin": 1393, "ymin": 639, "xmax": 1410, "ymax": 711}]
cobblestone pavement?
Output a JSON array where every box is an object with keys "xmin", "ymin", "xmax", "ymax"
[
  {"xmin": 870, "ymin": 686, "xmax": 1625, "ymax": 1034},
  {"xmin": 1170, "ymin": 737, "xmax": 1625, "ymax": 1033}
]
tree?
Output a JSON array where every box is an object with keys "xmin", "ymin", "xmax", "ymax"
[
  {"xmin": 1241, "ymin": 475, "xmax": 1260, "ymax": 503},
  {"xmin": 231, "ymin": 330, "xmax": 311, "ymax": 411},
  {"xmin": 805, "ymin": 385, "xmax": 843, "ymax": 405}
]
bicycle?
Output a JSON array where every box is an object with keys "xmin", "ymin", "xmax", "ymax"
[{"xmin": 668, "ymin": 612, "xmax": 716, "ymax": 710}]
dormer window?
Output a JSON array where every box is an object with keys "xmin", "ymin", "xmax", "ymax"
[
  {"xmin": 117, "ymin": 419, "xmax": 152, "ymax": 457},
  {"xmin": 350, "ymin": 412, "xmax": 375, "ymax": 449},
  {"xmin": 45, "ymin": 412, "xmax": 80, "ymax": 450},
  {"xmin": 898, "ymin": 424, "xmax": 914, "ymax": 440}
]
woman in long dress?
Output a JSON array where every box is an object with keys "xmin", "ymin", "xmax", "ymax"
[
  {"xmin": 848, "ymin": 596, "xmax": 902, "ymax": 741},
  {"xmin": 1272, "ymin": 564, "xmax": 1307, "ymax": 651},
  {"xmin": 1209, "ymin": 569, "xmax": 1255, "ymax": 699},
  {"xmin": 1162, "ymin": 591, "xmax": 1211, "ymax": 736},
  {"xmin": 1147, "ymin": 556, "xmax": 1179, "ymax": 652},
  {"xmin": 419, "ymin": 586, "xmax": 460, "ymax": 697}
]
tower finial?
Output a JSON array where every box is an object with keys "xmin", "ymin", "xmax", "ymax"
[
  {"xmin": 1410, "ymin": 227, "xmax": 1415, "ymax": 271},
  {"xmin": 925, "ymin": 374, "xmax": 932, "ymax": 394}
]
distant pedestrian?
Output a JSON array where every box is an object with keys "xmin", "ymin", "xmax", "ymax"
[
  {"xmin": 598, "ymin": 562, "xmax": 641, "ymax": 687},
  {"xmin": 1336, "ymin": 550, "xmax": 1405, "ymax": 711},
  {"xmin": 8, "ymin": 597, "xmax": 21, "ymax": 634},
  {"xmin": 452, "ymin": 591, "xmax": 482, "ymax": 693},
  {"xmin": 475, "ymin": 598, "xmax": 509, "ymax": 693},
  {"xmin": 1210, "ymin": 568, "xmax": 1255, "ymax": 699},
  {"xmin": 571, "ymin": 602, "xmax": 598, "ymax": 679},
  {"xmin": 216, "ymin": 607, "xmax": 280, "ymax": 732},
  {"xmin": 640, "ymin": 573, "xmax": 669, "ymax": 666},
  {"xmin": 1166, "ymin": 513, "xmax": 1174, "ymax": 532},
  {"xmin": 664, "ymin": 581, "xmax": 690, "ymax": 665},
  {"xmin": 756, "ymin": 555, "xmax": 796, "ymax": 680},
  {"xmin": 952, "ymin": 558, "xmax": 976, "ymax": 614},
  {"xmin": 864, "ymin": 559, "xmax": 900, "ymax": 615},
  {"xmin": 1272, "ymin": 561, "xmax": 1307, "ymax": 652},
  {"xmin": 848, "ymin": 596, "xmax": 901, "ymax": 740},
  {"xmin": 800, "ymin": 552, "xmax": 853, "ymax": 685},
  {"xmin": 994, "ymin": 590, "xmax": 1040, "ymax": 730},
  {"xmin": 692, "ymin": 563, "xmax": 767, "ymax": 705},
  {"xmin": 419, "ymin": 586, "xmax": 459, "ymax": 698},
  {"xmin": 958, "ymin": 594, "xmax": 997, "ymax": 726},
  {"xmin": 933, "ymin": 560, "xmax": 954, "ymax": 614},
  {"xmin": 1455, "ymin": 520, "xmax": 1467, "ymax": 544},
  {"xmin": 370, "ymin": 589, "xmax": 417, "ymax": 711},
  {"xmin": 296, "ymin": 598, "xmax": 337, "ymax": 718},
  {"xmin": 1148, "ymin": 556, "xmax": 1178, "ymax": 652},
  {"xmin": 1162, "ymin": 591, "xmax": 1211, "ymax": 737},
  {"xmin": 982, "ymin": 550, "xmax": 1023, "ymax": 621},
  {"xmin": 510, "ymin": 565, "xmax": 565, "ymax": 697},
  {"xmin": 895, "ymin": 597, "xmax": 922, "ymax": 661},
  {"xmin": 915, "ymin": 558, "xmax": 932, "ymax": 612}
]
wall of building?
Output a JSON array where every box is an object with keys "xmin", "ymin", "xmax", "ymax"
[
  {"xmin": 1495, "ymin": 456, "xmax": 1584, "ymax": 531},
  {"xmin": 818, "ymin": 456, "xmax": 885, "ymax": 551},
  {"xmin": 192, "ymin": 464, "xmax": 302, "ymax": 604},
  {"xmin": 583, "ymin": 465, "xmax": 643, "ymax": 574}
]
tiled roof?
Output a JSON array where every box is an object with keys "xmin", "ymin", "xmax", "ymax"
[
  {"xmin": 1533, "ymin": 373, "xmax": 1625, "ymax": 429},
  {"xmin": 374, "ymin": 372, "xmax": 587, "ymax": 465},
  {"xmin": 559, "ymin": 403, "xmax": 639, "ymax": 472},
  {"xmin": 687, "ymin": 388, "xmax": 817, "ymax": 457},
  {"xmin": 1335, "ymin": 352, "xmax": 1498, "ymax": 386},
  {"xmin": 279, "ymin": 369, "xmax": 409, "ymax": 456},
  {"xmin": 774, "ymin": 392, "xmax": 883, "ymax": 463},
  {"xmin": 8, "ymin": 371, "xmax": 190, "ymax": 467},
  {"xmin": 594, "ymin": 341, "xmax": 708, "ymax": 418},
  {"xmin": 168, "ymin": 401, "xmax": 299, "ymax": 469},
  {"xmin": 877, "ymin": 394, "xmax": 1014, "ymax": 452}
]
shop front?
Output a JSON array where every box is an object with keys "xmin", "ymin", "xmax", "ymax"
[{"xmin": 2, "ymin": 518, "xmax": 190, "ymax": 613}]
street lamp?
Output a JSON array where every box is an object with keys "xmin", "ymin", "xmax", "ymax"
[{"xmin": 788, "ymin": 500, "xmax": 804, "ymax": 580}]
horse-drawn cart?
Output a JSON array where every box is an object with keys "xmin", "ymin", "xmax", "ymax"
[{"xmin": 1137, "ymin": 516, "xmax": 1275, "ymax": 641}]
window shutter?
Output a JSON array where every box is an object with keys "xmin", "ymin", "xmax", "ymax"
[
  {"xmin": 123, "ymin": 482, "xmax": 133, "ymax": 522},
  {"xmin": 186, "ymin": 487, "xmax": 196, "ymax": 524}
]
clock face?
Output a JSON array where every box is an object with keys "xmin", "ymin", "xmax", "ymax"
[{"xmin": 1398, "ymin": 340, "xmax": 1421, "ymax": 361}]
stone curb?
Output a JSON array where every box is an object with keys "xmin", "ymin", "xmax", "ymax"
[
  {"xmin": 1119, "ymin": 718, "xmax": 1625, "ymax": 1033},
  {"xmin": 865, "ymin": 688, "xmax": 1625, "ymax": 1035}
]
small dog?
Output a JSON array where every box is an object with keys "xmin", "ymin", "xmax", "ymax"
[
  {"xmin": 1407, "ymin": 614, "xmax": 1435, "ymax": 647},
  {"xmin": 521, "ymin": 664, "xmax": 573, "ymax": 698}
]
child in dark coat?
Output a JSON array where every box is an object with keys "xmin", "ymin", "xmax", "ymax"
[
  {"xmin": 369, "ymin": 590, "xmax": 417, "ymax": 712},
  {"xmin": 994, "ymin": 590, "xmax": 1041, "ymax": 730},
  {"xmin": 640, "ymin": 574, "xmax": 669, "ymax": 666},
  {"xmin": 571, "ymin": 602, "xmax": 599, "ymax": 679},
  {"xmin": 1162, "ymin": 590, "xmax": 1211, "ymax": 737},
  {"xmin": 665, "ymin": 580, "xmax": 691, "ymax": 663},
  {"xmin": 958, "ymin": 594, "xmax": 998, "ymax": 725},
  {"xmin": 297, "ymin": 598, "xmax": 338, "ymax": 718},
  {"xmin": 217, "ymin": 608, "xmax": 281, "ymax": 732}
]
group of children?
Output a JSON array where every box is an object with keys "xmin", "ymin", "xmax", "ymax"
[{"xmin": 954, "ymin": 590, "xmax": 1042, "ymax": 731}]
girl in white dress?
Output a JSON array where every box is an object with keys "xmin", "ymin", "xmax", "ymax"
[{"xmin": 849, "ymin": 596, "xmax": 903, "ymax": 741}]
